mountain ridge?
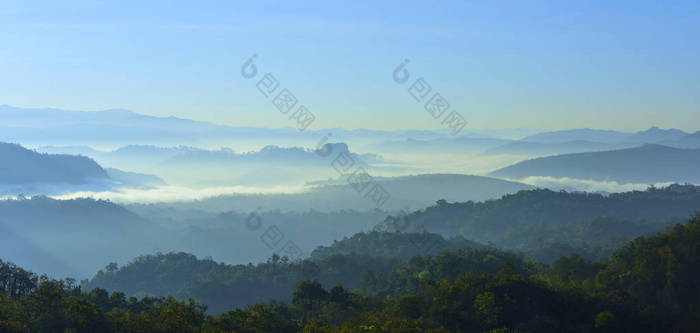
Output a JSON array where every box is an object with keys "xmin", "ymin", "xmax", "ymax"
[
  {"xmin": 0, "ymin": 142, "xmax": 108, "ymax": 185},
  {"xmin": 489, "ymin": 144, "xmax": 700, "ymax": 184}
]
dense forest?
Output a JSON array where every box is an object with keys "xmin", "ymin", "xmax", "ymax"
[
  {"xmin": 376, "ymin": 184, "xmax": 700, "ymax": 261},
  {"xmin": 82, "ymin": 232, "xmax": 520, "ymax": 313},
  {"xmin": 2, "ymin": 214, "xmax": 700, "ymax": 332}
]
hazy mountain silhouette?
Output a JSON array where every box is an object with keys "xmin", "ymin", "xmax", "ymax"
[
  {"xmin": 482, "ymin": 140, "xmax": 617, "ymax": 156},
  {"xmin": 520, "ymin": 127, "xmax": 688, "ymax": 145},
  {"xmin": 482, "ymin": 127, "xmax": 689, "ymax": 156},
  {"xmin": 668, "ymin": 131, "xmax": 700, "ymax": 148},
  {"xmin": 0, "ymin": 223, "xmax": 81, "ymax": 277},
  {"xmin": 161, "ymin": 143, "xmax": 381, "ymax": 166},
  {"xmin": 40, "ymin": 143, "xmax": 380, "ymax": 169},
  {"xmin": 623, "ymin": 126, "xmax": 688, "ymax": 144},
  {"xmin": 0, "ymin": 105, "xmax": 448, "ymax": 147},
  {"xmin": 105, "ymin": 168, "xmax": 166, "ymax": 187},
  {"xmin": 0, "ymin": 105, "xmax": 272, "ymax": 146},
  {"xmin": 39, "ymin": 142, "xmax": 385, "ymax": 187},
  {"xmin": 490, "ymin": 144, "xmax": 700, "ymax": 184},
  {"xmin": 0, "ymin": 142, "xmax": 108, "ymax": 185},
  {"xmin": 0, "ymin": 196, "xmax": 164, "ymax": 277},
  {"xmin": 367, "ymin": 136, "xmax": 510, "ymax": 154},
  {"xmin": 0, "ymin": 142, "xmax": 165, "ymax": 196},
  {"xmin": 521, "ymin": 128, "xmax": 631, "ymax": 144}
]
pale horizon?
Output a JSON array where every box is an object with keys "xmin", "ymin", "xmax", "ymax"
[{"xmin": 1, "ymin": 1, "xmax": 699, "ymax": 131}]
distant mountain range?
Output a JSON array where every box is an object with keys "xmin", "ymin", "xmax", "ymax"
[
  {"xmin": 520, "ymin": 127, "xmax": 690, "ymax": 145},
  {"xmin": 367, "ymin": 136, "xmax": 510, "ymax": 154},
  {"xmin": 521, "ymin": 128, "xmax": 634, "ymax": 144},
  {"xmin": 490, "ymin": 144, "xmax": 700, "ymax": 184},
  {"xmin": 482, "ymin": 140, "xmax": 616, "ymax": 156},
  {"xmin": 366, "ymin": 127, "xmax": 700, "ymax": 156},
  {"xmin": 623, "ymin": 126, "xmax": 689, "ymax": 144},
  {"xmin": 0, "ymin": 105, "xmax": 309, "ymax": 146},
  {"xmin": 37, "ymin": 142, "xmax": 385, "ymax": 187},
  {"xmin": 161, "ymin": 143, "xmax": 383, "ymax": 167},
  {"xmin": 672, "ymin": 131, "xmax": 700, "ymax": 148},
  {"xmin": 483, "ymin": 127, "xmax": 699, "ymax": 156},
  {"xmin": 4, "ymin": 105, "xmax": 699, "ymax": 157},
  {"xmin": 0, "ymin": 105, "xmax": 453, "ymax": 147},
  {"xmin": 39, "ymin": 143, "xmax": 380, "ymax": 168}
]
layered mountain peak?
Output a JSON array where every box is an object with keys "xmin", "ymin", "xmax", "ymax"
[{"xmin": 0, "ymin": 142, "xmax": 108, "ymax": 185}]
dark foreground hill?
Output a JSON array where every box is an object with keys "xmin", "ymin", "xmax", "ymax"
[
  {"xmin": 489, "ymin": 144, "xmax": 700, "ymax": 184},
  {"xmin": 309, "ymin": 231, "xmax": 485, "ymax": 261},
  {"xmin": 9, "ymin": 215, "xmax": 688, "ymax": 331},
  {"xmin": 4, "ymin": 211, "xmax": 700, "ymax": 331},
  {"xmin": 82, "ymin": 232, "xmax": 527, "ymax": 314}
]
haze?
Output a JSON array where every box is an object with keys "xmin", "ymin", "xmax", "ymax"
[{"xmin": 1, "ymin": 2, "xmax": 700, "ymax": 332}]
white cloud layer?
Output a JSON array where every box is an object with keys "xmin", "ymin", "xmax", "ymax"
[
  {"xmin": 49, "ymin": 185, "xmax": 308, "ymax": 203},
  {"xmin": 515, "ymin": 176, "xmax": 679, "ymax": 193}
]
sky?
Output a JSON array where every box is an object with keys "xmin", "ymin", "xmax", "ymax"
[{"xmin": 0, "ymin": 0, "xmax": 698, "ymax": 132}]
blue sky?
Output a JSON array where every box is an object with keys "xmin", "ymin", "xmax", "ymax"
[{"xmin": 0, "ymin": 0, "xmax": 698, "ymax": 131}]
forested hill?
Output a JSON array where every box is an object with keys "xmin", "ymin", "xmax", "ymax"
[
  {"xmin": 82, "ymin": 232, "xmax": 528, "ymax": 314},
  {"xmin": 376, "ymin": 184, "xmax": 700, "ymax": 259},
  {"xmin": 309, "ymin": 231, "xmax": 485, "ymax": 261},
  {"xmin": 489, "ymin": 144, "xmax": 700, "ymax": 184},
  {"xmin": 14, "ymin": 215, "xmax": 696, "ymax": 331},
  {"xmin": 0, "ymin": 142, "xmax": 108, "ymax": 184}
]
